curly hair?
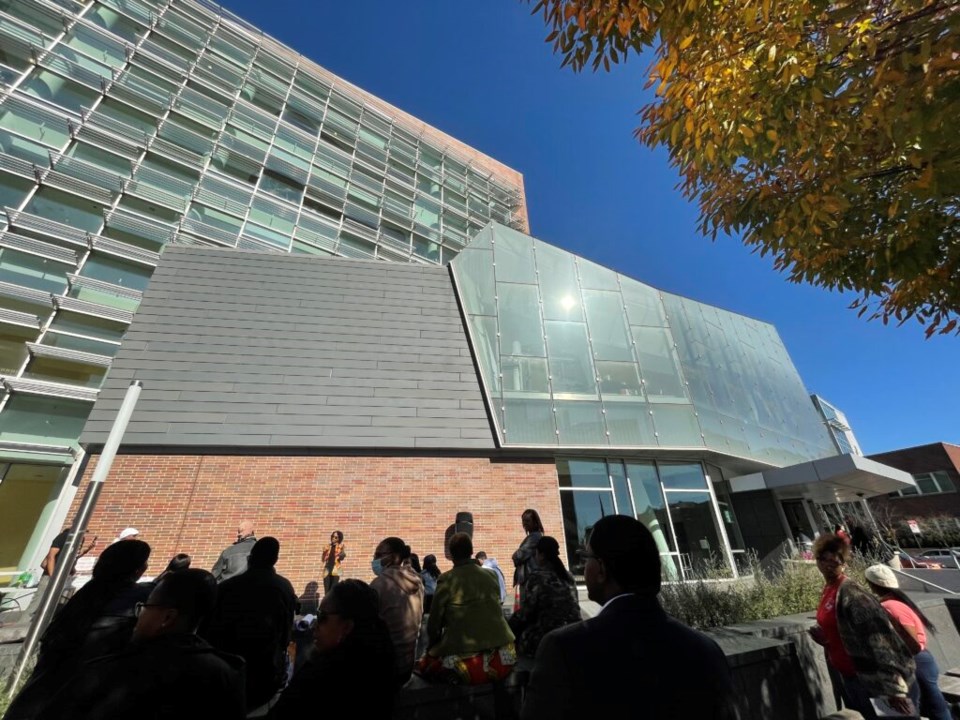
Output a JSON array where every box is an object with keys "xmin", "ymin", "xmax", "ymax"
[{"xmin": 812, "ymin": 533, "xmax": 851, "ymax": 563}]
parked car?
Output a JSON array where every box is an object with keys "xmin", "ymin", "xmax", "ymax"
[
  {"xmin": 898, "ymin": 552, "xmax": 943, "ymax": 569},
  {"xmin": 918, "ymin": 549, "xmax": 960, "ymax": 566}
]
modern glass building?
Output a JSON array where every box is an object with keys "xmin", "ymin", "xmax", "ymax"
[
  {"xmin": 0, "ymin": 0, "xmax": 913, "ymax": 589},
  {"xmin": 0, "ymin": 0, "xmax": 527, "ymax": 578},
  {"xmin": 811, "ymin": 395, "xmax": 863, "ymax": 456}
]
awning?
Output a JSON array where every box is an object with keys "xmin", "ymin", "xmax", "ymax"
[{"xmin": 729, "ymin": 454, "xmax": 916, "ymax": 503}]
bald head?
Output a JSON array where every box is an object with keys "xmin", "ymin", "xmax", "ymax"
[{"xmin": 237, "ymin": 521, "xmax": 255, "ymax": 542}]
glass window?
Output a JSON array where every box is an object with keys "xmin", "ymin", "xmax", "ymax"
[
  {"xmin": 622, "ymin": 281, "xmax": 667, "ymax": 327},
  {"xmin": 555, "ymin": 401, "xmax": 607, "ymax": 444},
  {"xmin": 710, "ymin": 473, "xmax": 746, "ymax": 551},
  {"xmin": 632, "ymin": 326, "xmax": 688, "ymax": 401},
  {"xmin": 0, "ymin": 249, "xmax": 70, "ymax": 293},
  {"xmin": 536, "ymin": 242, "xmax": 582, "ymax": 321},
  {"xmin": 605, "ymin": 403, "xmax": 657, "ymax": 445},
  {"xmin": 502, "ymin": 356, "xmax": 549, "ymax": 395},
  {"xmin": 502, "ymin": 398, "xmax": 555, "ymax": 445},
  {"xmin": 92, "ymin": 100, "xmax": 156, "ymax": 135},
  {"xmin": 0, "ymin": 172, "xmax": 33, "ymax": 209},
  {"xmin": 596, "ymin": 361, "xmax": 643, "ymax": 397},
  {"xmin": 88, "ymin": 5, "xmax": 141, "ymax": 42},
  {"xmin": 561, "ymin": 489, "xmax": 615, "ymax": 576},
  {"xmin": 609, "ymin": 461, "xmax": 633, "ymax": 516},
  {"xmin": 24, "ymin": 356, "xmax": 106, "ymax": 388},
  {"xmin": 24, "ymin": 188, "xmax": 105, "ymax": 233},
  {"xmin": 626, "ymin": 462, "xmax": 677, "ymax": 578},
  {"xmin": 494, "ymin": 228, "xmax": 536, "ymax": 284},
  {"xmin": 652, "ymin": 405, "xmax": 703, "ymax": 446},
  {"xmin": 452, "ymin": 248, "xmax": 495, "ymax": 316},
  {"xmin": 583, "ymin": 290, "xmax": 632, "ymax": 361},
  {"xmin": 557, "ymin": 459, "xmax": 609, "ymax": 488},
  {"xmin": 916, "ymin": 474, "xmax": 939, "ymax": 495},
  {"xmin": 49, "ymin": 311, "xmax": 126, "ymax": 342},
  {"xmin": 577, "ymin": 257, "xmax": 619, "ymax": 290},
  {"xmin": 66, "ymin": 141, "xmax": 131, "ymax": 175},
  {"xmin": 472, "ymin": 314, "xmax": 500, "ymax": 395},
  {"xmin": 0, "ymin": 129, "xmax": 51, "ymax": 166},
  {"xmin": 79, "ymin": 255, "xmax": 151, "ymax": 291},
  {"xmin": 0, "ymin": 97, "xmax": 71, "ymax": 148},
  {"xmin": 659, "ymin": 463, "xmax": 708, "ymax": 490},
  {"xmin": 23, "ymin": 71, "xmax": 99, "ymax": 114},
  {"xmin": 259, "ymin": 169, "xmax": 304, "ymax": 203},
  {"xmin": 0, "ymin": 325, "xmax": 33, "ymax": 374},
  {"xmin": 545, "ymin": 321, "xmax": 596, "ymax": 397},
  {"xmin": 41, "ymin": 331, "xmax": 119, "ymax": 356},
  {"xmin": 665, "ymin": 491, "xmax": 729, "ymax": 577},
  {"xmin": 498, "ymin": 283, "xmax": 544, "ymax": 357},
  {"xmin": 0, "ymin": 395, "xmax": 90, "ymax": 446}
]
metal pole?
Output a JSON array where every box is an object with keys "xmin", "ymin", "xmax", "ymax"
[{"xmin": 5, "ymin": 380, "xmax": 142, "ymax": 695}]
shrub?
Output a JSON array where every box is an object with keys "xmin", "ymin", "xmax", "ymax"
[{"xmin": 660, "ymin": 552, "xmax": 876, "ymax": 630}]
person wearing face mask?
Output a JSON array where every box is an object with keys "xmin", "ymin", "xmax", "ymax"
[{"xmin": 369, "ymin": 536, "xmax": 424, "ymax": 687}]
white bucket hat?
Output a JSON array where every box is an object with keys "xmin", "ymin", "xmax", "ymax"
[
  {"xmin": 865, "ymin": 563, "xmax": 899, "ymax": 589},
  {"xmin": 118, "ymin": 527, "xmax": 140, "ymax": 540}
]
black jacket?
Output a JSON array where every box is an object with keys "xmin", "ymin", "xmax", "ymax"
[
  {"xmin": 37, "ymin": 633, "xmax": 246, "ymax": 720},
  {"xmin": 200, "ymin": 565, "xmax": 297, "ymax": 708},
  {"xmin": 521, "ymin": 594, "xmax": 734, "ymax": 720},
  {"xmin": 211, "ymin": 535, "xmax": 257, "ymax": 583}
]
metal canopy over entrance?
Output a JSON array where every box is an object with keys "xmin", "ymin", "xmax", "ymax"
[{"xmin": 729, "ymin": 454, "xmax": 916, "ymax": 504}]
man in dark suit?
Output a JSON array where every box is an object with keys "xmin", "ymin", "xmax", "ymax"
[{"xmin": 521, "ymin": 515, "xmax": 734, "ymax": 720}]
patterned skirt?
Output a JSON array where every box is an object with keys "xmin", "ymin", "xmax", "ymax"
[{"xmin": 415, "ymin": 643, "xmax": 517, "ymax": 685}]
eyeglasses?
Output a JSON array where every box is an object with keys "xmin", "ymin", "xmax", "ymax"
[
  {"xmin": 134, "ymin": 602, "xmax": 173, "ymax": 617},
  {"xmin": 316, "ymin": 610, "xmax": 341, "ymax": 623}
]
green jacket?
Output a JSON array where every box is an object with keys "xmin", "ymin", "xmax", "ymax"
[{"xmin": 427, "ymin": 561, "xmax": 514, "ymax": 657}]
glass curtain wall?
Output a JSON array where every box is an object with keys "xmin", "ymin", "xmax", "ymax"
[
  {"xmin": 558, "ymin": 458, "xmax": 740, "ymax": 582},
  {"xmin": 451, "ymin": 224, "xmax": 838, "ymax": 468},
  {"xmin": 0, "ymin": 0, "xmax": 528, "ymax": 575}
]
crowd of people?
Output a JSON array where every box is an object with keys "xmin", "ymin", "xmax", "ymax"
[{"xmin": 6, "ymin": 509, "xmax": 746, "ymax": 718}]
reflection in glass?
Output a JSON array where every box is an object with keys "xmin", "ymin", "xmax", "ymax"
[
  {"xmin": 583, "ymin": 290, "xmax": 633, "ymax": 361},
  {"xmin": 503, "ymin": 398, "xmax": 556, "ymax": 445},
  {"xmin": 545, "ymin": 321, "xmax": 596, "ymax": 397},
  {"xmin": 609, "ymin": 462, "xmax": 633, "ymax": 516},
  {"xmin": 666, "ymin": 491, "xmax": 729, "ymax": 578},
  {"xmin": 557, "ymin": 458, "xmax": 608, "ymax": 488},
  {"xmin": 633, "ymin": 326, "xmax": 688, "ymax": 401},
  {"xmin": 536, "ymin": 241, "xmax": 583, "ymax": 321},
  {"xmin": 596, "ymin": 361, "xmax": 643, "ymax": 397},
  {"xmin": 452, "ymin": 248, "xmax": 495, "ymax": 315},
  {"xmin": 710, "ymin": 473, "xmax": 746, "ymax": 551},
  {"xmin": 499, "ymin": 283, "xmax": 545, "ymax": 357},
  {"xmin": 472, "ymin": 315, "xmax": 500, "ymax": 394},
  {"xmin": 555, "ymin": 401, "xmax": 606, "ymax": 445},
  {"xmin": 502, "ymin": 356, "xmax": 548, "ymax": 395},
  {"xmin": 659, "ymin": 463, "xmax": 708, "ymax": 490},
  {"xmin": 561, "ymin": 489, "xmax": 615, "ymax": 576},
  {"xmin": 626, "ymin": 462, "xmax": 678, "ymax": 580}
]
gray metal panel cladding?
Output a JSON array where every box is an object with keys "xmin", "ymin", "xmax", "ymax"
[{"xmin": 80, "ymin": 246, "xmax": 496, "ymax": 450}]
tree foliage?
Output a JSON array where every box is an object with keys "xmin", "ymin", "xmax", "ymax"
[{"xmin": 530, "ymin": 0, "xmax": 960, "ymax": 335}]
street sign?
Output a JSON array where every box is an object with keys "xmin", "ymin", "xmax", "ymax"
[{"xmin": 908, "ymin": 519, "xmax": 921, "ymax": 535}]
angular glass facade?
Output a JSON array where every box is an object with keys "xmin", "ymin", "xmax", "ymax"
[
  {"xmin": 451, "ymin": 224, "xmax": 837, "ymax": 467},
  {"xmin": 0, "ymin": 0, "xmax": 526, "ymax": 573}
]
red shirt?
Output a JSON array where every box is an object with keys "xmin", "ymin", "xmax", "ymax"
[
  {"xmin": 817, "ymin": 578, "xmax": 857, "ymax": 677},
  {"xmin": 881, "ymin": 598, "xmax": 926, "ymax": 651}
]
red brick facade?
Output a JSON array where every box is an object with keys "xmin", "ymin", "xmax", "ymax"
[{"xmin": 71, "ymin": 454, "xmax": 562, "ymax": 595}]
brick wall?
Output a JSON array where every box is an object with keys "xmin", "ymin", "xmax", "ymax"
[{"xmin": 71, "ymin": 454, "xmax": 561, "ymax": 596}]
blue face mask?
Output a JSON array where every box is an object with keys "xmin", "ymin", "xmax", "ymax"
[{"xmin": 371, "ymin": 558, "xmax": 384, "ymax": 576}]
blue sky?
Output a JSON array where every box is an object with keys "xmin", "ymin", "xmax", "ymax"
[{"xmin": 219, "ymin": 0, "xmax": 958, "ymax": 455}]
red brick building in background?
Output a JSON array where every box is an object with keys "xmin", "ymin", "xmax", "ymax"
[
  {"xmin": 868, "ymin": 443, "xmax": 960, "ymax": 542},
  {"xmin": 70, "ymin": 454, "xmax": 560, "ymax": 592}
]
